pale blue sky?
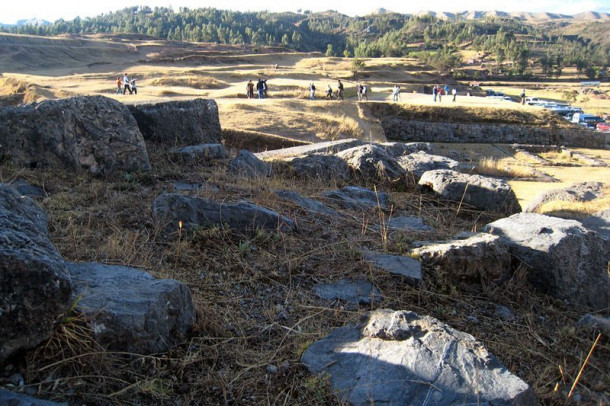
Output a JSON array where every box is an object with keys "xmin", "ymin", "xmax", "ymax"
[{"xmin": 3, "ymin": 0, "xmax": 610, "ymax": 24}]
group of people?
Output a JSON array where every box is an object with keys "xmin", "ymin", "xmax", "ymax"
[
  {"xmin": 323, "ymin": 79, "xmax": 344, "ymax": 100},
  {"xmin": 433, "ymin": 84, "xmax": 457, "ymax": 102},
  {"xmin": 116, "ymin": 73, "xmax": 137, "ymax": 95},
  {"xmin": 246, "ymin": 78, "xmax": 268, "ymax": 99}
]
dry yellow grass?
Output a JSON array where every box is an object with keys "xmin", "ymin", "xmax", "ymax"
[{"xmin": 473, "ymin": 157, "xmax": 537, "ymax": 178}]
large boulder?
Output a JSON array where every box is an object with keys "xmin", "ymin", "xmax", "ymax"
[
  {"xmin": 525, "ymin": 181, "xmax": 604, "ymax": 213},
  {"xmin": 302, "ymin": 309, "xmax": 536, "ymax": 406},
  {"xmin": 581, "ymin": 208, "xmax": 610, "ymax": 242},
  {"xmin": 228, "ymin": 150, "xmax": 272, "ymax": 178},
  {"xmin": 484, "ymin": 213, "xmax": 609, "ymax": 310},
  {"xmin": 419, "ymin": 169, "xmax": 521, "ymax": 214},
  {"xmin": 409, "ymin": 233, "xmax": 511, "ymax": 291},
  {"xmin": 153, "ymin": 193, "xmax": 295, "ymax": 234},
  {"xmin": 287, "ymin": 154, "xmax": 350, "ymax": 182},
  {"xmin": 336, "ymin": 144, "xmax": 406, "ymax": 181},
  {"xmin": 0, "ymin": 184, "xmax": 72, "ymax": 362},
  {"xmin": 67, "ymin": 262, "xmax": 195, "ymax": 354},
  {"xmin": 128, "ymin": 99, "xmax": 221, "ymax": 146},
  {"xmin": 0, "ymin": 96, "xmax": 150, "ymax": 175},
  {"xmin": 398, "ymin": 150, "xmax": 460, "ymax": 180}
]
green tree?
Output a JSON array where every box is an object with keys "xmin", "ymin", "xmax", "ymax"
[{"xmin": 325, "ymin": 44, "xmax": 334, "ymax": 57}]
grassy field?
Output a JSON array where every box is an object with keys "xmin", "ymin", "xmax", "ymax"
[{"xmin": 1, "ymin": 33, "xmax": 609, "ymax": 405}]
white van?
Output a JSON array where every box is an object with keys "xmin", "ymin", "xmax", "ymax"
[{"xmin": 571, "ymin": 113, "xmax": 604, "ymax": 129}]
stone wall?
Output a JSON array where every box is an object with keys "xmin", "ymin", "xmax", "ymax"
[{"xmin": 380, "ymin": 118, "xmax": 609, "ymax": 149}]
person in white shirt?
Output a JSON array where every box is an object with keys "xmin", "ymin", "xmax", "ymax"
[{"xmin": 122, "ymin": 73, "xmax": 132, "ymax": 95}]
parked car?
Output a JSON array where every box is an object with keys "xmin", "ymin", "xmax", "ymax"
[
  {"xmin": 571, "ymin": 113, "xmax": 605, "ymax": 129},
  {"xmin": 596, "ymin": 122, "xmax": 610, "ymax": 133}
]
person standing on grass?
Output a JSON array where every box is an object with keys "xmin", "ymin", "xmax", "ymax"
[
  {"xmin": 116, "ymin": 77, "xmax": 122, "ymax": 94},
  {"xmin": 433, "ymin": 85, "xmax": 438, "ymax": 102},
  {"xmin": 452, "ymin": 87, "xmax": 457, "ymax": 102},
  {"xmin": 326, "ymin": 84, "xmax": 333, "ymax": 100},
  {"xmin": 130, "ymin": 78, "xmax": 137, "ymax": 95},
  {"xmin": 309, "ymin": 82, "xmax": 316, "ymax": 100},
  {"xmin": 362, "ymin": 84, "xmax": 368, "ymax": 101},
  {"xmin": 337, "ymin": 79, "xmax": 344, "ymax": 100},
  {"xmin": 444, "ymin": 84, "xmax": 450, "ymax": 98},
  {"xmin": 393, "ymin": 85, "xmax": 401, "ymax": 102},
  {"xmin": 246, "ymin": 80, "xmax": 254, "ymax": 99},
  {"xmin": 122, "ymin": 73, "xmax": 132, "ymax": 95},
  {"xmin": 357, "ymin": 83, "xmax": 363, "ymax": 101},
  {"xmin": 256, "ymin": 78, "xmax": 265, "ymax": 99},
  {"xmin": 437, "ymin": 85, "xmax": 442, "ymax": 102},
  {"xmin": 520, "ymin": 89, "xmax": 526, "ymax": 105}
]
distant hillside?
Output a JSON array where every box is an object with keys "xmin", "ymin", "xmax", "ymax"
[
  {"xmin": 1, "ymin": 18, "xmax": 50, "ymax": 28},
  {"xmin": 1, "ymin": 7, "xmax": 608, "ymax": 79}
]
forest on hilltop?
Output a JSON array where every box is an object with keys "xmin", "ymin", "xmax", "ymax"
[{"xmin": 2, "ymin": 7, "xmax": 609, "ymax": 79}]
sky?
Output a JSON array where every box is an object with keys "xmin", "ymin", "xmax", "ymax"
[{"xmin": 3, "ymin": 0, "xmax": 610, "ymax": 24}]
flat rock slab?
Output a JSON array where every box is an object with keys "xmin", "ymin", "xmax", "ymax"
[
  {"xmin": 419, "ymin": 169, "xmax": 521, "ymax": 215},
  {"xmin": 323, "ymin": 186, "xmax": 389, "ymax": 211},
  {"xmin": 169, "ymin": 143, "xmax": 228, "ymax": 163},
  {"xmin": 228, "ymin": 150, "xmax": 272, "ymax": 178},
  {"xmin": 255, "ymin": 139, "xmax": 364, "ymax": 160},
  {"xmin": 275, "ymin": 190, "xmax": 339, "ymax": 218},
  {"xmin": 0, "ymin": 390, "xmax": 67, "ymax": 405},
  {"xmin": 526, "ymin": 181, "xmax": 604, "ymax": 213},
  {"xmin": 302, "ymin": 309, "xmax": 536, "ymax": 406},
  {"xmin": 153, "ymin": 193, "xmax": 295, "ymax": 233},
  {"xmin": 373, "ymin": 215, "xmax": 433, "ymax": 232},
  {"xmin": 485, "ymin": 213, "xmax": 609, "ymax": 310},
  {"xmin": 362, "ymin": 250, "xmax": 422, "ymax": 285},
  {"xmin": 128, "ymin": 98, "xmax": 221, "ymax": 146},
  {"xmin": 409, "ymin": 233, "xmax": 511, "ymax": 291},
  {"xmin": 67, "ymin": 262, "xmax": 196, "ymax": 354},
  {"xmin": 314, "ymin": 279, "xmax": 382, "ymax": 305},
  {"xmin": 0, "ymin": 184, "xmax": 72, "ymax": 363},
  {"xmin": 0, "ymin": 95, "xmax": 150, "ymax": 175}
]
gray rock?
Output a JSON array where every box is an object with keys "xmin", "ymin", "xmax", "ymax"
[
  {"xmin": 372, "ymin": 215, "xmax": 433, "ymax": 232},
  {"xmin": 0, "ymin": 184, "xmax": 72, "ymax": 363},
  {"xmin": 526, "ymin": 182, "xmax": 604, "ymax": 213},
  {"xmin": 419, "ymin": 169, "xmax": 521, "ymax": 215},
  {"xmin": 128, "ymin": 98, "xmax": 221, "ymax": 146},
  {"xmin": 9, "ymin": 180, "xmax": 45, "ymax": 199},
  {"xmin": 581, "ymin": 208, "xmax": 610, "ymax": 242},
  {"xmin": 362, "ymin": 250, "xmax": 422, "ymax": 285},
  {"xmin": 314, "ymin": 279, "xmax": 382, "ymax": 305},
  {"xmin": 336, "ymin": 144, "xmax": 406, "ymax": 181},
  {"xmin": 577, "ymin": 314, "xmax": 610, "ymax": 337},
  {"xmin": 398, "ymin": 151, "xmax": 460, "ymax": 180},
  {"xmin": 67, "ymin": 262, "xmax": 195, "ymax": 354},
  {"xmin": 169, "ymin": 143, "xmax": 228, "ymax": 163},
  {"xmin": 302, "ymin": 309, "xmax": 536, "ymax": 406},
  {"xmin": 0, "ymin": 96, "xmax": 151, "ymax": 175},
  {"xmin": 228, "ymin": 150, "xmax": 272, "ymax": 178},
  {"xmin": 494, "ymin": 305, "xmax": 515, "ymax": 321},
  {"xmin": 275, "ymin": 190, "xmax": 339, "ymax": 217},
  {"xmin": 288, "ymin": 154, "xmax": 351, "ymax": 181},
  {"xmin": 153, "ymin": 193, "xmax": 295, "ymax": 234},
  {"xmin": 409, "ymin": 233, "xmax": 511, "ymax": 292},
  {"xmin": 0, "ymin": 390, "xmax": 67, "ymax": 405},
  {"xmin": 484, "ymin": 213, "xmax": 609, "ymax": 310},
  {"xmin": 323, "ymin": 186, "xmax": 389, "ymax": 211},
  {"xmin": 379, "ymin": 141, "xmax": 433, "ymax": 158}
]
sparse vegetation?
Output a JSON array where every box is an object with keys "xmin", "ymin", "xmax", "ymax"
[{"xmin": 472, "ymin": 157, "xmax": 537, "ymax": 179}]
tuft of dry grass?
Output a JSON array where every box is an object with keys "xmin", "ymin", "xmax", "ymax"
[
  {"xmin": 472, "ymin": 157, "xmax": 538, "ymax": 179},
  {"xmin": 149, "ymin": 75, "xmax": 225, "ymax": 90}
]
